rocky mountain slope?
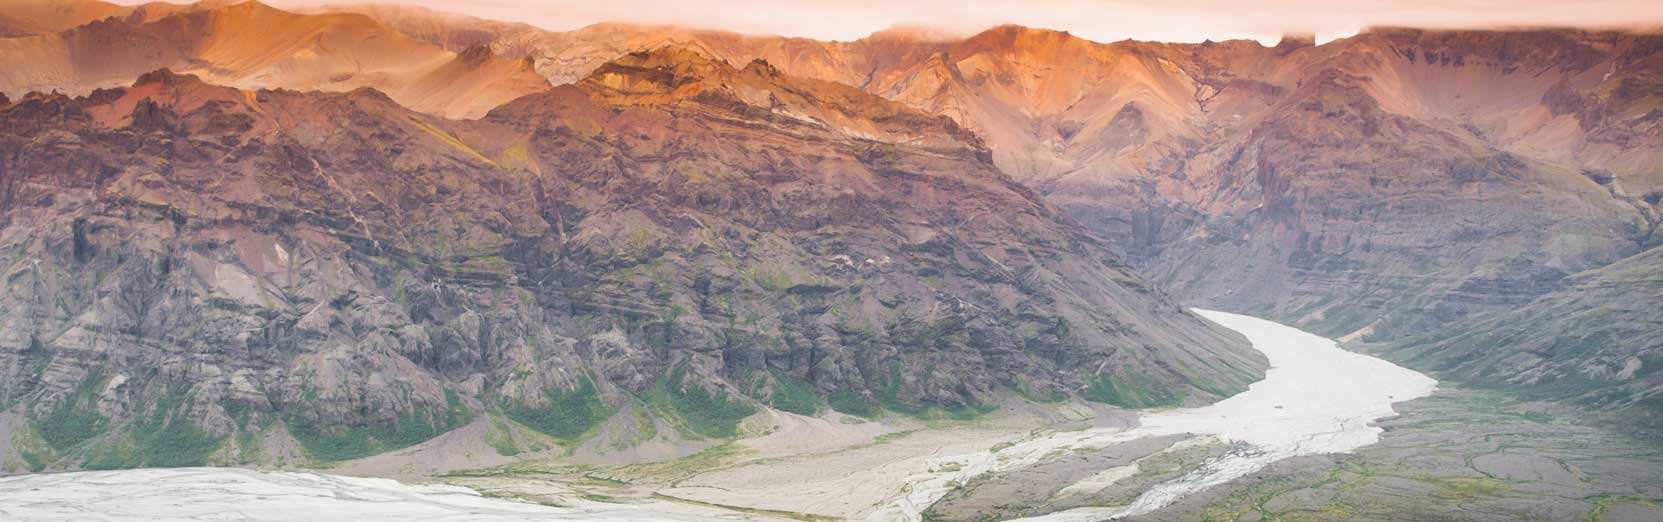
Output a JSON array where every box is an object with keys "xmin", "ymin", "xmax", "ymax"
[
  {"xmin": 0, "ymin": 45, "xmax": 1264, "ymax": 471},
  {"xmin": 1377, "ymin": 245, "xmax": 1663, "ymax": 433},
  {"xmin": 0, "ymin": 0, "xmax": 549, "ymax": 118},
  {"xmin": 326, "ymin": 12, "xmax": 1658, "ymax": 327},
  {"xmin": 320, "ymin": 9, "xmax": 1663, "ymax": 429}
]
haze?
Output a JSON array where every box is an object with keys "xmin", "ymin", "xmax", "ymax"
[{"xmin": 114, "ymin": 0, "xmax": 1663, "ymax": 44}]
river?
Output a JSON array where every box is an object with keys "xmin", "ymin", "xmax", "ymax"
[{"xmin": 866, "ymin": 309, "xmax": 1438, "ymax": 521}]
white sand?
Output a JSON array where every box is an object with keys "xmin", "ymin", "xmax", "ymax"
[{"xmin": 0, "ymin": 468, "xmax": 730, "ymax": 521}]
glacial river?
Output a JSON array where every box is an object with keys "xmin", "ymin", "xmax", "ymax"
[
  {"xmin": 0, "ymin": 310, "xmax": 1434, "ymax": 521},
  {"xmin": 867, "ymin": 309, "xmax": 1438, "ymax": 521}
]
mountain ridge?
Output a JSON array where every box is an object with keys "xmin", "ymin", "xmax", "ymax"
[{"xmin": 0, "ymin": 49, "xmax": 1266, "ymax": 471}]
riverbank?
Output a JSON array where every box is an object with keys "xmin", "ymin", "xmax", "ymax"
[{"xmin": 0, "ymin": 311, "xmax": 1446, "ymax": 521}]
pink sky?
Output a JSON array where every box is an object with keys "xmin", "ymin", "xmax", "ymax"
[{"xmin": 124, "ymin": 1, "xmax": 1663, "ymax": 44}]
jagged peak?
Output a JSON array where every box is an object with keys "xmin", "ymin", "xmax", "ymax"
[
  {"xmin": 863, "ymin": 24, "xmax": 963, "ymax": 43},
  {"xmin": 214, "ymin": 0, "xmax": 280, "ymax": 15},
  {"xmin": 581, "ymin": 45, "xmax": 736, "ymax": 94},
  {"xmin": 70, "ymin": 13, "xmax": 138, "ymax": 33},
  {"xmin": 607, "ymin": 45, "xmax": 730, "ymax": 71},
  {"xmin": 1276, "ymin": 33, "xmax": 1317, "ymax": 49},
  {"xmin": 341, "ymin": 86, "xmax": 399, "ymax": 105},
  {"xmin": 552, "ymin": 43, "xmax": 987, "ymax": 156},
  {"xmin": 457, "ymin": 44, "xmax": 496, "ymax": 67},
  {"xmin": 20, "ymin": 90, "xmax": 69, "ymax": 102},
  {"xmin": 949, "ymin": 23, "xmax": 1139, "ymax": 57},
  {"xmin": 133, "ymin": 68, "xmax": 206, "ymax": 88},
  {"xmin": 963, "ymin": 24, "xmax": 1076, "ymax": 45},
  {"xmin": 741, "ymin": 58, "xmax": 782, "ymax": 78}
]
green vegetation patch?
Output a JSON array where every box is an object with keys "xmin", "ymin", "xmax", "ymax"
[
  {"xmin": 7, "ymin": 424, "xmax": 54, "ymax": 472},
  {"xmin": 614, "ymin": 442, "xmax": 749, "ymax": 483},
  {"xmin": 827, "ymin": 389, "xmax": 876, "ymax": 418},
  {"xmin": 875, "ymin": 362, "xmax": 995, "ymax": 421},
  {"xmin": 485, "ymin": 417, "xmax": 521, "ymax": 457},
  {"xmin": 1426, "ymin": 476, "xmax": 1511, "ymax": 501},
  {"xmin": 766, "ymin": 372, "xmax": 822, "ymax": 416},
  {"xmin": 1084, "ymin": 372, "xmax": 1183, "ymax": 409},
  {"xmin": 126, "ymin": 388, "xmax": 222, "ymax": 467},
  {"xmin": 651, "ymin": 366, "xmax": 756, "ymax": 439},
  {"xmin": 80, "ymin": 388, "xmax": 224, "ymax": 469},
  {"xmin": 1014, "ymin": 375, "xmax": 1069, "ymax": 404},
  {"xmin": 81, "ymin": 435, "xmax": 141, "ymax": 470},
  {"xmin": 504, "ymin": 377, "xmax": 615, "ymax": 441},
  {"xmin": 287, "ymin": 394, "xmax": 471, "ymax": 462},
  {"xmin": 33, "ymin": 372, "xmax": 111, "ymax": 452}
]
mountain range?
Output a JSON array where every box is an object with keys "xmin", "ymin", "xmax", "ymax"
[
  {"xmin": 0, "ymin": 0, "xmax": 1659, "ymax": 471},
  {"xmin": 296, "ymin": 0, "xmax": 1663, "ymax": 435}
]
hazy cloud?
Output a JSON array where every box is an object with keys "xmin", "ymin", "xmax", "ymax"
[{"xmin": 132, "ymin": 0, "xmax": 1663, "ymax": 44}]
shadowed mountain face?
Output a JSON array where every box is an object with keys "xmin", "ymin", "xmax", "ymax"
[{"xmin": 0, "ymin": 48, "xmax": 1265, "ymax": 469}]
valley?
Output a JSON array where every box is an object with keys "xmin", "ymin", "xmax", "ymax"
[
  {"xmin": 1, "ymin": 310, "xmax": 1460, "ymax": 521},
  {"xmin": 0, "ymin": 1, "xmax": 1661, "ymax": 521},
  {"xmin": 9, "ymin": 311, "xmax": 1658, "ymax": 521}
]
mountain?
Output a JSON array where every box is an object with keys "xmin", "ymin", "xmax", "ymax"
[
  {"xmin": 1114, "ymin": 29, "xmax": 1652, "ymax": 337},
  {"xmin": 341, "ymin": 13, "xmax": 1659, "ymax": 339},
  {"xmin": 930, "ymin": 28, "xmax": 1663, "ymax": 431},
  {"xmin": 309, "ymin": 5, "xmax": 959, "ymax": 88},
  {"xmin": 0, "ymin": 0, "xmax": 549, "ymax": 118},
  {"xmin": 0, "ymin": 48, "xmax": 1264, "ymax": 471},
  {"xmin": 1379, "ymin": 244, "xmax": 1663, "ymax": 433},
  {"xmin": 297, "ymin": 3, "xmax": 546, "ymax": 56},
  {"xmin": 323, "ymin": 8, "xmax": 1663, "ymax": 431}
]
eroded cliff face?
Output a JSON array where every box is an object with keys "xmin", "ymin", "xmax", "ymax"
[
  {"xmin": 0, "ymin": 55, "xmax": 1264, "ymax": 470},
  {"xmin": 331, "ymin": 15, "xmax": 1661, "ymax": 346}
]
